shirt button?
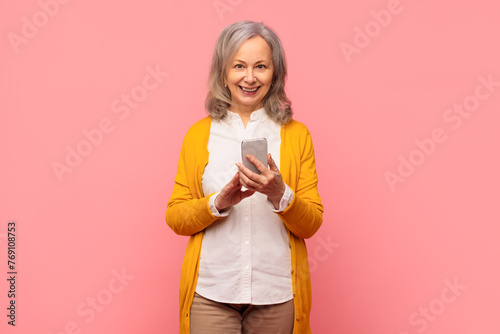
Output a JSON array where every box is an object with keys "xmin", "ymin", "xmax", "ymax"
[
  {"xmin": 244, "ymin": 265, "xmax": 249, "ymax": 270},
  {"xmin": 245, "ymin": 241, "xmax": 250, "ymax": 245}
]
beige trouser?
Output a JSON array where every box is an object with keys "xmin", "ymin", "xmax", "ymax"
[{"xmin": 190, "ymin": 292, "xmax": 294, "ymax": 334}]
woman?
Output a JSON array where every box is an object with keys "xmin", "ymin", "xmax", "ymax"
[{"xmin": 166, "ymin": 20, "xmax": 323, "ymax": 334}]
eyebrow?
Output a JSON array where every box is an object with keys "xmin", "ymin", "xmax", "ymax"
[{"xmin": 233, "ymin": 59, "xmax": 270, "ymax": 64}]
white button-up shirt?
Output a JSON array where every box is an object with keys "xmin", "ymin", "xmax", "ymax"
[{"xmin": 196, "ymin": 108, "xmax": 294, "ymax": 305}]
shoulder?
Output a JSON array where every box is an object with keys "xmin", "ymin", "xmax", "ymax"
[
  {"xmin": 183, "ymin": 116, "xmax": 212, "ymax": 142},
  {"xmin": 283, "ymin": 119, "xmax": 311, "ymax": 140}
]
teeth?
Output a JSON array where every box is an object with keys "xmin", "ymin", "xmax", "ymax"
[{"xmin": 241, "ymin": 86, "xmax": 258, "ymax": 92}]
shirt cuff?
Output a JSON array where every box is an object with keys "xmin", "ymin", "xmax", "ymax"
[
  {"xmin": 208, "ymin": 192, "xmax": 231, "ymax": 217},
  {"xmin": 269, "ymin": 184, "xmax": 294, "ymax": 213}
]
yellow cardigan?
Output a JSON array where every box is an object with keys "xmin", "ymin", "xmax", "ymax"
[{"xmin": 166, "ymin": 116, "xmax": 323, "ymax": 333}]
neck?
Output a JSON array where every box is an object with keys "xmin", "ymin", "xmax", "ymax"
[
  {"xmin": 230, "ymin": 106, "xmax": 262, "ymax": 128},
  {"xmin": 227, "ymin": 111, "xmax": 248, "ymax": 128}
]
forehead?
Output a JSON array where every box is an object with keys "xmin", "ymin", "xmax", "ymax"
[{"xmin": 231, "ymin": 36, "xmax": 272, "ymax": 62}]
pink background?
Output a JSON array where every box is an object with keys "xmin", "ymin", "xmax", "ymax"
[{"xmin": 1, "ymin": 0, "xmax": 499, "ymax": 333}]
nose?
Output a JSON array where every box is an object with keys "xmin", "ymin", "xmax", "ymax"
[{"xmin": 244, "ymin": 68, "xmax": 256, "ymax": 83}]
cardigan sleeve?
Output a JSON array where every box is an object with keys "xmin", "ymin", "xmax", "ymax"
[
  {"xmin": 166, "ymin": 122, "xmax": 221, "ymax": 236},
  {"xmin": 277, "ymin": 125, "xmax": 323, "ymax": 239},
  {"xmin": 166, "ymin": 184, "xmax": 217, "ymax": 236}
]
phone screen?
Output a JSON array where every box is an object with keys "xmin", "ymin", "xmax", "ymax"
[{"xmin": 241, "ymin": 138, "xmax": 268, "ymax": 174}]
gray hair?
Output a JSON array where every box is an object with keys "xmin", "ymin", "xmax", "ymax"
[{"xmin": 205, "ymin": 21, "xmax": 293, "ymax": 124}]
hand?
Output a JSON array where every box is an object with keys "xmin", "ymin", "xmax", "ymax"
[
  {"xmin": 214, "ymin": 172, "xmax": 255, "ymax": 211},
  {"xmin": 236, "ymin": 153, "xmax": 286, "ymax": 209}
]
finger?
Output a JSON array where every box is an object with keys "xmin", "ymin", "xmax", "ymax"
[
  {"xmin": 240, "ymin": 169, "xmax": 263, "ymax": 192},
  {"xmin": 238, "ymin": 171, "xmax": 257, "ymax": 190},
  {"xmin": 236, "ymin": 162, "xmax": 260, "ymax": 181},
  {"xmin": 230, "ymin": 172, "xmax": 240, "ymax": 185},
  {"xmin": 220, "ymin": 173, "xmax": 241, "ymax": 196},
  {"xmin": 268, "ymin": 153, "xmax": 279, "ymax": 172},
  {"xmin": 245, "ymin": 154, "xmax": 269, "ymax": 175}
]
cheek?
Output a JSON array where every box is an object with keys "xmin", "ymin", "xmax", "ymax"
[
  {"xmin": 263, "ymin": 72, "xmax": 273, "ymax": 85},
  {"xmin": 226, "ymin": 71, "xmax": 239, "ymax": 84}
]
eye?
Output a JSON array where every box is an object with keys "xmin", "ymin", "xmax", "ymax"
[
  {"xmin": 257, "ymin": 64, "xmax": 266, "ymax": 69},
  {"xmin": 235, "ymin": 64, "xmax": 244, "ymax": 69}
]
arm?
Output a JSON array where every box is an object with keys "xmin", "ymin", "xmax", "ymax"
[
  {"xmin": 166, "ymin": 128, "xmax": 219, "ymax": 236},
  {"xmin": 166, "ymin": 120, "xmax": 255, "ymax": 236},
  {"xmin": 277, "ymin": 128, "xmax": 323, "ymax": 239},
  {"xmin": 166, "ymin": 182, "xmax": 218, "ymax": 237}
]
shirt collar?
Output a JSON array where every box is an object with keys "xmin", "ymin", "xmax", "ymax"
[{"xmin": 225, "ymin": 107, "xmax": 269, "ymax": 124}]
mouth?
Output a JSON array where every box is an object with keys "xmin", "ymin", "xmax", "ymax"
[{"xmin": 239, "ymin": 86, "xmax": 260, "ymax": 95}]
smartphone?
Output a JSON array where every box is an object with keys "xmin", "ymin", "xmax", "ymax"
[{"xmin": 241, "ymin": 138, "xmax": 268, "ymax": 174}]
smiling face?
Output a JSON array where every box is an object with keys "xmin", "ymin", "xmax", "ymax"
[{"xmin": 225, "ymin": 36, "xmax": 274, "ymax": 116}]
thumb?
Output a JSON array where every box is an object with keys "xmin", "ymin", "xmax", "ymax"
[{"xmin": 268, "ymin": 153, "xmax": 279, "ymax": 172}]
